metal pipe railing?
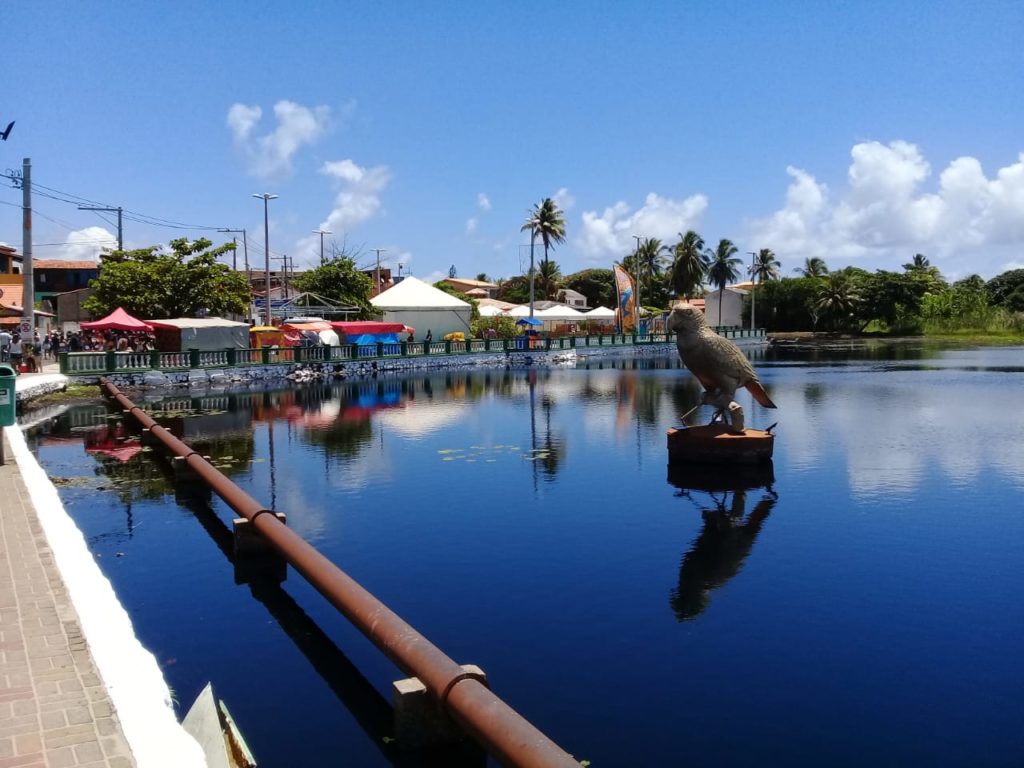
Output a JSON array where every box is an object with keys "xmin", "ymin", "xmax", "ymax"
[{"xmin": 100, "ymin": 378, "xmax": 580, "ymax": 768}]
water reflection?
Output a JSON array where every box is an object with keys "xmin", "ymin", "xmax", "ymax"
[{"xmin": 667, "ymin": 462, "xmax": 777, "ymax": 621}]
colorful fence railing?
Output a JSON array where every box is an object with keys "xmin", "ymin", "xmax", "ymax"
[{"xmin": 60, "ymin": 329, "xmax": 765, "ymax": 375}]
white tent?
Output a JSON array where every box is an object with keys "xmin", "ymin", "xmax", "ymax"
[
  {"xmin": 535, "ymin": 305, "xmax": 585, "ymax": 320},
  {"xmin": 506, "ymin": 304, "xmax": 532, "ymax": 317},
  {"xmin": 586, "ymin": 306, "xmax": 616, "ymax": 319},
  {"xmin": 370, "ymin": 276, "xmax": 473, "ymax": 339},
  {"xmin": 478, "ymin": 304, "xmax": 506, "ymax": 317}
]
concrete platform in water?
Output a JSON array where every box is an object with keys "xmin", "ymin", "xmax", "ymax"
[{"xmin": 666, "ymin": 424, "xmax": 774, "ymax": 464}]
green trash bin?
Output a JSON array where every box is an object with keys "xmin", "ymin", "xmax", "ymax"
[{"xmin": 0, "ymin": 364, "xmax": 15, "ymax": 427}]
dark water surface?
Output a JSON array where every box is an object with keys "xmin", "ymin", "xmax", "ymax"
[{"xmin": 28, "ymin": 342, "xmax": 1024, "ymax": 766}]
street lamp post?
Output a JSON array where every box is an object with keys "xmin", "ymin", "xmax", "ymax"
[
  {"xmin": 253, "ymin": 193, "xmax": 278, "ymax": 325},
  {"xmin": 312, "ymin": 228, "xmax": 332, "ymax": 266}
]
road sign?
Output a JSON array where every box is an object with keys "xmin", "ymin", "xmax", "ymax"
[{"xmin": 20, "ymin": 321, "xmax": 32, "ymax": 336}]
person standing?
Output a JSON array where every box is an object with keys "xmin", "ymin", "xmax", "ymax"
[
  {"xmin": 9, "ymin": 334, "xmax": 23, "ymax": 371},
  {"xmin": 0, "ymin": 328, "xmax": 10, "ymax": 362}
]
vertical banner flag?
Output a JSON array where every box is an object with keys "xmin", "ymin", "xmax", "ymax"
[{"xmin": 613, "ymin": 264, "xmax": 637, "ymax": 333}]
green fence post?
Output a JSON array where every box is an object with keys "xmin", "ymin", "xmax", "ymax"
[
  {"xmin": 189, "ymin": 348, "xmax": 200, "ymax": 368},
  {"xmin": 227, "ymin": 347, "xmax": 236, "ymax": 366},
  {"xmin": 261, "ymin": 346, "xmax": 271, "ymax": 365},
  {"xmin": 150, "ymin": 350, "xmax": 160, "ymax": 370},
  {"xmin": 376, "ymin": 341, "xmax": 384, "ymax": 358},
  {"xmin": 59, "ymin": 352, "xmax": 69, "ymax": 374},
  {"xmin": 105, "ymin": 349, "xmax": 116, "ymax": 372},
  {"xmin": 445, "ymin": 340, "xmax": 452, "ymax": 354}
]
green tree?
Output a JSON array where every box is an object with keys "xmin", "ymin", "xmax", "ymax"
[
  {"xmin": 858, "ymin": 270, "xmax": 932, "ymax": 333},
  {"xmin": 632, "ymin": 237, "xmax": 670, "ymax": 308},
  {"xmin": 471, "ymin": 315, "xmax": 518, "ymax": 339},
  {"xmin": 707, "ymin": 238, "xmax": 742, "ymax": 326},
  {"xmin": 84, "ymin": 238, "xmax": 250, "ymax": 319},
  {"xmin": 794, "ymin": 257, "xmax": 829, "ymax": 277},
  {"xmin": 902, "ymin": 253, "xmax": 930, "ymax": 271},
  {"xmin": 749, "ymin": 248, "xmax": 781, "ymax": 329},
  {"xmin": 293, "ymin": 256, "xmax": 375, "ymax": 317},
  {"xmin": 985, "ymin": 269, "xmax": 1024, "ymax": 310},
  {"xmin": 536, "ymin": 258, "xmax": 562, "ymax": 300},
  {"xmin": 670, "ymin": 230, "xmax": 708, "ymax": 301},
  {"xmin": 755, "ymin": 277, "xmax": 821, "ymax": 331},
  {"xmin": 521, "ymin": 198, "xmax": 567, "ymax": 315},
  {"xmin": 563, "ymin": 268, "xmax": 616, "ymax": 309},
  {"xmin": 495, "ymin": 275, "xmax": 531, "ymax": 305},
  {"xmin": 815, "ymin": 272, "xmax": 861, "ymax": 332}
]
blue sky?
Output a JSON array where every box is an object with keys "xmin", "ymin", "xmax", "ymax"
[{"xmin": 2, "ymin": 1, "xmax": 1022, "ymax": 283}]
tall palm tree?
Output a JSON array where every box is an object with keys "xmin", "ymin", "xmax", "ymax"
[
  {"xmin": 670, "ymin": 230, "xmax": 708, "ymax": 301},
  {"xmin": 634, "ymin": 237, "xmax": 668, "ymax": 310},
  {"xmin": 707, "ymin": 239, "xmax": 742, "ymax": 327},
  {"xmin": 815, "ymin": 272, "xmax": 860, "ymax": 332},
  {"xmin": 521, "ymin": 198, "xmax": 567, "ymax": 317},
  {"xmin": 794, "ymin": 256, "xmax": 828, "ymax": 277},
  {"xmin": 750, "ymin": 247, "xmax": 780, "ymax": 330}
]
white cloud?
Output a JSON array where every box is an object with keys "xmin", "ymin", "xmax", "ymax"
[
  {"xmin": 577, "ymin": 192, "xmax": 708, "ymax": 259},
  {"xmin": 292, "ymin": 159, "xmax": 392, "ymax": 266},
  {"xmin": 554, "ymin": 187, "xmax": 575, "ymax": 211},
  {"xmin": 52, "ymin": 227, "xmax": 117, "ymax": 261},
  {"xmin": 227, "ymin": 100, "xmax": 330, "ymax": 178},
  {"xmin": 748, "ymin": 142, "xmax": 1024, "ymax": 276},
  {"xmin": 477, "ymin": 193, "xmax": 491, "ymax": 212},
  {"xmin": 465, "ymin": 217, "xmax": 479, "ymax": 235}
]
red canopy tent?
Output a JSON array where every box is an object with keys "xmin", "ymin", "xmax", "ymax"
[{"xmin": 81, "ymin": 307, "xmax": 153, "ymax": 332}]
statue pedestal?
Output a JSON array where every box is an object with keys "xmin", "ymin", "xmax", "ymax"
[{"xmin": 667, "ymin": 424, "xmax": 774, "ymax": 465}]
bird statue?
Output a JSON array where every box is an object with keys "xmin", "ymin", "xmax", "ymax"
[{"xmin": 666, "ymin": 303, "xmax": 776, "ymax": 430}]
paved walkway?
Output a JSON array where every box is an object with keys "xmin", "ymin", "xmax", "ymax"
[{"xmin": 0, "ymin": 432, "xmax": 135, "ymax": 768}]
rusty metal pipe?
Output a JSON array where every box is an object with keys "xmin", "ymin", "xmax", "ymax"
[{"xmin": 100, "ymin": 379, "xmax": 579, "ymax": 768}]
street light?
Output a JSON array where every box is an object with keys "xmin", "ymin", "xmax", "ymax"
[
  {"xmin": 253, "ymin": 193, "xmax": 278, "ymax": 325},
  {"xmin": 217, "ymin": 228, "xmax": 248, "ymax": 274},
  {"xmin": 312, "ymin": 228, "xmax": 332, "ymax": 266}
]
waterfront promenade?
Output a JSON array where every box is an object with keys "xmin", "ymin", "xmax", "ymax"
[{"xmin": 0, "ymin": 429, "xmax": 134, "ymax": 768}]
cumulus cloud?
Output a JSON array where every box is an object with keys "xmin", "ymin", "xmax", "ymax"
[
  {"xmin": 477, "ymin": 193, "xmax": 491, "ymax": 212},
  {"xmin": 52, "ymin": 227, "xmax": 117, "ymax": 261},
  {"xmin": 577, "ymin": 192, "xmax": 708, "ymax": 259},
  {"xmin": 554, "ymin": 187, "xmax": 575, "ymax": 211},
  {"xmin": 293, "ymin": 159, "xmax": 392, "ymax": 265},
  {"xmin": 748, "ymin": 141, "xmax": 1024, "ymax": 276},
  {"xmin": 227, "ymin": 100, "xmax": 330, "ymax": 178},
  {"xmin": 466, "ymin": 192, "xmax": 493, "ymax": 235}
]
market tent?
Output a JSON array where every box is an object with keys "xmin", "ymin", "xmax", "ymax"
[
  {"xmin": 331, "ymin": 321, "xmax": 407, "ymax": 335},
  {"xmin": 149, "ymin": 317, "xmax": 250, "ymax": 351},
  {"xmin": 81, "ymin": 307, "xmax": 153, "ymax": 332},
  {"xmin": 506, "ymin": 305, "xmax": 532, "ymax": 317},
  {"xmin": 515, "ymin": 317, "xmax": 543, "ymax": 327},
  {"xmin": 477, "ymin": 305, "xmax": 506, "ymax": 317},
  {"xmin": 586, "ymin": 306, "xmax": 616, "ymax": 318},
  {"xmin": 281, "ymin": 320, "xmax": 340, "ymax": 347},
  {"xmin": 535, "ymin": 305, "xmax": 585, "ymax": 320},
  {"xmin": 370, "ymin": 277, "xmax": 472, "ymax": 339}
]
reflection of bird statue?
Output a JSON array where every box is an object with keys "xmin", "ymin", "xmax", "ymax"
[
  {"xmin": 670, "ymin": 490, "xmax": 776, "ymax": 621},
  {"xmin": 666, "ymin": 303, "xmax": 776, "ymax": 428}
]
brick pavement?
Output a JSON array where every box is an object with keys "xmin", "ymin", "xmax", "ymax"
[{"xmin": 0, "ymin": 432, "xmax": 135, "ymax": 768}]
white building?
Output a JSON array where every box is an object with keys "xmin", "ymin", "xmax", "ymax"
[{"xmin": 703, "ymin": 286, "xmax": 748, "ymax": 328}]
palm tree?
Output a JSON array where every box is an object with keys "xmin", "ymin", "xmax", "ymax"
[
  {"xmin": 537, "ymin": 258, "xmax": 562, "ymax": 300},
  {"xmin": 749, "ymin": 248, "xmax": 780, "ymax": 330},
  {"xmin": 634, "ymin": 237, "xmax": 668, "ymax": 310},
  {"xmin": 903, "ymin": 253, "xmax": 930, "ymax": 271},
  {"xmin": 707, "ymin": 239, "xmax": 742, "ymax": 327},
  {"xmin": 670, "ymin": 230, "xmax": 708, "ymax": 301},
  {"xmin": 815, "ymin": 272, "xmax": 860, "ymax": 331},
  {"xmin": 521, "ymin": 198, "xmax": 567, "ymax": 317},
  {"xmin": 794, "ymin": 257, "xmax": 828, "ymax": 277}
]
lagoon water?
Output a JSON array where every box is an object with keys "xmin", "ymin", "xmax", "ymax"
[{"xmin": 28, "ymin": 342, "xmax": 1024, "ymax": 766}]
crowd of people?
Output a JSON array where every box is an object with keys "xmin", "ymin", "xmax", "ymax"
[{"xmin": 0, "ymin": 328, "xmax": 158, "ymax": 372}]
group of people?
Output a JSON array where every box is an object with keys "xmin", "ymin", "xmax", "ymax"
[{"xmin": 0, "ymin": 328, "xmax": 160, "ymax": 373}]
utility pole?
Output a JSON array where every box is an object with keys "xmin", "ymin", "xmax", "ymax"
[
  {"xmin": 218, "ymin": 228, "xmax": 249, "ymax": 275},
  {"xmin": 253, "ymin": 193, "xmax": 277, "ymax": 325},
  {"xmin": 747, "ymin": 251, "xmax": 757, "ymax": 331},
  {"xmin": 21, "ymin": 158, "xmax": 32, "ymax": 336},
  {"xmin": 312, "ymin": 228, "xmax": 331, "ymax": 266},
  {"xmin": 372, "ymin": 248, "xmax": 386, "ymax": 296},
  {"xmin": 272, "ymin": 255, "xmax": 294, "ymax": 299},
  {"xmin": 78, "ymin": 205, "xmax": 123, "ymax": 251},
  {"xmin": 632, "ymin": 235, "xmax": 643, "ymax": 332}
]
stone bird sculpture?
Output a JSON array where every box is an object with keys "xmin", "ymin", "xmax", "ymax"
[{"xmin": 667, "ymin": 303, "xmax": 776, "ymax": 425}]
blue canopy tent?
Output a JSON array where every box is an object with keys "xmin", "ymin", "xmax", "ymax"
[{"xmin": 515, "ymin": 317, "xmax": 543, "ymax": 327}]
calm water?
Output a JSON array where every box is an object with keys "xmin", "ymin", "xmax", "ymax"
[{"xmin": 28, "ymin": 342, "xmax": 1024, "ymax": 767}]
